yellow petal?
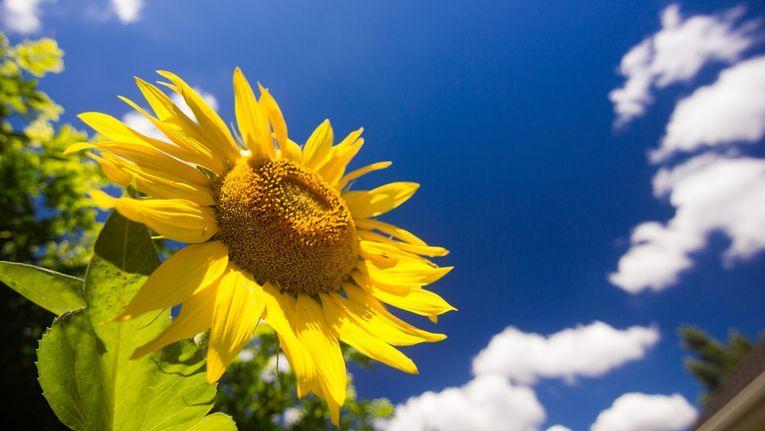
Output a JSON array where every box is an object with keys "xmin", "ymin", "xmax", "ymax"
[
  {"xmin": 326, "ymin": 396, "xmax": 341, "ymax": 426},
  {"xmin": 358, "ymin": 259, "xmax": 452, "ymax": 289},
  {"xmin": 294, "ymin": 295, "xmax": 346, "ymax": 407},
  {"xmin": 322, "ymin": 294, "xmax": 418, "ymax": 374},
  {"xmin": 359, "ymin": 241, "xmax": 444, "ymax": 265},
  {"xmin": 355, "ymin": 218, "xmax": 427, "ymax": 246},
  {"xmin": 89, "ymin": 190, "xmax": 218, "ymax": 243},
  {"xmin": 317, "ymin": 128, "xmax": 364, "ymax": 186},
  {"xmin": 364, "ymin": 244, "xmax": 416, "ymax": 265},
  {"xmin": 64, "ymin": 141, "xmax": 96, "ymax": 154},
  {"xmin": 365, "ymin": 283, "xmax": 456, "ymax": 318},
  {"xmin": 134, "ymin": 77, "xmax": 191, "ymax": 123},
  {"xmin": 337, "ymin": 161, "xmax": 391, "ymax": 190},
  {"xmin": 78, "ymin": 112, "xmax": 211, "ymax": 173},
  {"xmin": 134, "ymin": 77, "xmax": 225, "ymax": 164},
  {"xmin": 84, "ymin": 141, "xmax": 211, "ymax": 187},
  {"xmin": 78, "ymin": 112, "xmax": 165, "ymax": 148},
  {"xmin": 281, "ymin": 138, "xmax": 303, "ymax": 162},
  {"xmin": 359, "ymin": 231, "xmax": 448, "ymax": 257},
  {"xmin": 118, "ymin": 95, "xmax": 226, "ymax": 174},
  {"xmin": 131, "ymin": 284, "xmax": 218, "ymax": 359},
  {"xmin": 261, "ymin": 283, "xmax": 317, "ymax": 397},
  {"xmin": 351, "ymin": 269, "xmax": 409, "ymax": 296},
  {"xmin": 207, "ymin": 270, "xmax": 266, "ymax": 383},
  {"xmin": 301, "ymin": 120, "xmax": 333, "ymax": 171},
  {"xmin": 87, "ymin": 153, "xmax": 134, "ymax": 186},
  {"xmin": 100, "ymin": 153, "xmax": 215, "ymax": 205},
  {"xmin": 343, "ymin": 182, "xmax": 419, "ymax": 219},
  {"xmin": 114, "ymin": 241, "xmax": 229, "ymax": 321},
  {"xmin": 257, "ymin": 83, "xmax": 291, "ymax": 158},
  {"xmin": 342, "ymin": 283, "xmax": 446, "ymax": 345},
  {"xmin": 157, "ymin": 70, "xmax": 240, "ymax": 164},
  {"xmin": 297, "ymin": 371, "xmax": 341, "ymax": 425},
  {"xmin": 233, "ymin": 68, "xmax": 274, "ymax": 159}
]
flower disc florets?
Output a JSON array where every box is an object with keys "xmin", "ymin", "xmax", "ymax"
[{"xmin": 214, "ymin": 157, "xmax": 358, "ymax": 295}]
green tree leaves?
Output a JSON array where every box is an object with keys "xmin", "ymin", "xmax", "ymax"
[
  {"xmin": 22, "ymin": 212, "xmax": 236, "ymax": 430},
  {"xmin": 1, "ymin": 34, "xmax": 103, "ymax": 273},
  {"xmin": 12, "ymin": 38, "xmax": 64, "ymax": 77},
  {"xmin": 0, "ymin": 32, "xmax": 104, "ymax": 429},
  {"xmin": 680, "ymin": 325, "xmax": 753, "ymax": 405}
]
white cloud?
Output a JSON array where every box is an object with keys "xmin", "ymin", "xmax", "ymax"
[
  {"xmin": 2, "ymin": 0, "xmax": 48, "ymax": 34},
  {"xmin": 610, "ymin": 2, "xmax": 765, "ymax": 293},
  {"xmin": 121, "ymin": 87, "xmax": 218, "ymax": 140},
  {"xmin": 472, "ymin": 322, "xmax": 659, "ymax": 384},
  {"xmin": 611, "ymin": 154, "xmax": 765, "ymax": 292},
  {"xmin": 609, "ymin": 4, "xmax": 756, "ymax": 127},
  {"xmin": 110, "ymin": 0, "xmax": 143, "ymax": 23},
  {"xmin": 383, "ymin": 322, "xmax": 663, "ymax": 431},
  {"xmin": 590, "ymin": 393, "xmax": 696, "ymax": 431},
  {"xmin": 121, "ymin": 110, "xmax": 161, "ymax": 139},
  {"xmin": 381, "ymin": 375, "xmax": 545, "ymax": 431},
  {"xmin": 652, "ymin": 55, "xmax": 765, "ymax": 162}
]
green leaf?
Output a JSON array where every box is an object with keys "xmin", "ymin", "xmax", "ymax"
[
  {"xmin": 13, "ymin": 38, "xmax": 64, "ymax": 77},
  {"xmin": 370, "ymin": 398, "xmax": 394, "ymax": 418},
  {"xmin": 0, "ymin": 261, "xmax": 85, "ymax": 315},
  {"xmin": 37, "ymin": 211, "xmax": 229, "ymax": 430},
  {"xmin": 37, "ymin": 310, "xmax": 111, "ymax": 430},
  {"xmin": 186, "ymin": 413, "xmax": 237, "ymax": 431}
]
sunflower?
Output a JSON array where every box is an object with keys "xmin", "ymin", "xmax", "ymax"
[{"xmin": 68, "ymin": 69, "xmax": 454, "ymax": 424}]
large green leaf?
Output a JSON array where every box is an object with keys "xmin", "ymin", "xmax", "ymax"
[
  {"xmin": 186, "ymin": 413, "xmax": 237, "ymax": 431},
  {"xmin": 37, "ymin": 211, "xmax": 235, "ymax": 430},
  {"xmin": 37, "ymin": 310, "xmax": 111, "ymax": 430},
  {"xmin": 0, "ymin": 261, "xmax": 85, "ymax": 315}
]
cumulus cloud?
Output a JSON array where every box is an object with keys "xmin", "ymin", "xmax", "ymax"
[
  {"xmin": 472, "ymin": 322, "xmax": 659, "ymax": 384},
  {"xmin": 121, "ymin": 110, "xmax": 160, "ymax": 139},
  {"xmin": 2, "ymin": 0, "xmax": 48, "ymax": 34},
  {"xmin": 381, "ymin": 375, "xmax": 545, "ymax": 431},
  {"xmin": 110, "ymin": 0, "xmax": 143, "ymax": 23},
  {"xmin": 652, "ymin": 55, "xmax": 765, "ymax": 162},
  {"xmin": 382, "ymin": 321, "xmax": 662, "ymax": 431},
  {"xmin": 611, "ymin": 154, "xmax": 765, "ymax": 292},
  {"xmin": 609, "ymin": 4, "xmax": 756, "ymax": 127},
  {"xmin": 610, "ymin": 1, "xmax": 765, "ymax": 293},
  {"xmin": 121, "ymin": 87, "xmax": 218, "ymax": 139},
  {"xmin": 590, "ymin": 393, "xmax": 696, "ymax": 431}
]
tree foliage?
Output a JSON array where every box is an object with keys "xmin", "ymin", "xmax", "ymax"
[
  {"xmin": 0, "ymin": 34, "xmax": 103, "ymax": 271},
  {"xmin": 679, "ymin": 325, "xmax": 753, "ymax": 405},
  {"xmin": 0, "ymin": 33, "xmax": 104, "ymax": 430}
]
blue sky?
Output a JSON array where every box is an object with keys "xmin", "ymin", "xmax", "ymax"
[{"xmin": 4, "ymin": 1, "xmax": 765, "ymax": 430}]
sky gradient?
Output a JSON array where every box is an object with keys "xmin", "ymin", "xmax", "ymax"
[{"xmin": 3, "ymin": 1, "xmax": 765, "ymax": 430}]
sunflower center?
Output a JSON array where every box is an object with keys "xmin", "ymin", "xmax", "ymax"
[{"xmin": 214, "ymin": 157, "xmax": 359, "ymax": 295}]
